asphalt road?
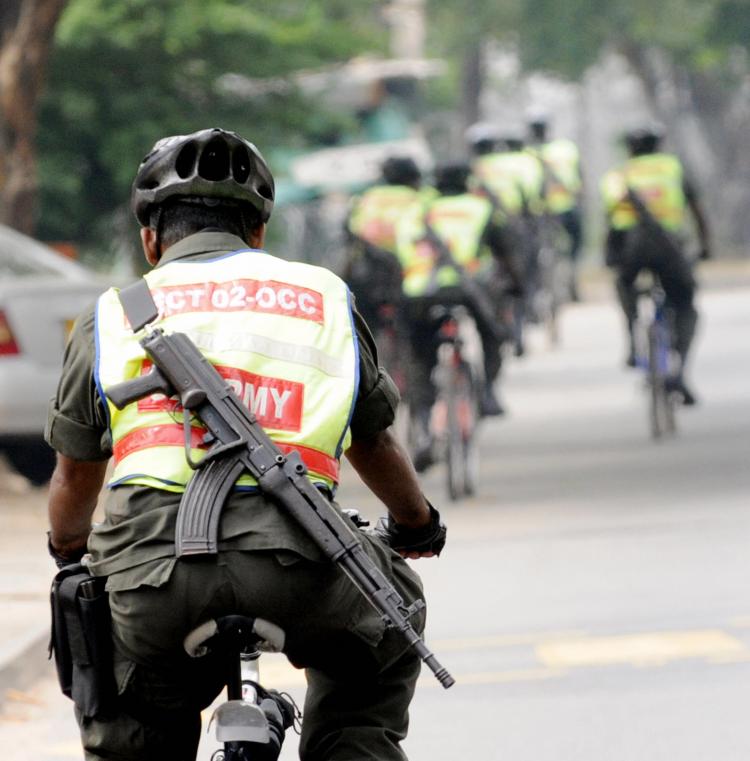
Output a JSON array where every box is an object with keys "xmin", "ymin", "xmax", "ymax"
[{"xmin": 2, "ymin": 274, "xmax": 749, "ymax": 760}]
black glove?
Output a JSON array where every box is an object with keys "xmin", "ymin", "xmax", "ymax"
[
  {"xmin": 47, "ymin": 532, "xmax": 86, "ymax": 569},
  {"xmin": 372, "ymin": 503, "xmax": 447, "ymax": 556}
]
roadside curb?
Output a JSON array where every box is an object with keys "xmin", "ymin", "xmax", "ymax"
[{"xmin": 0, "ymin": 626, "xmax": 51, "ymax": 706}]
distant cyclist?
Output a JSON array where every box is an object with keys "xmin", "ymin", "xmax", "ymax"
[
  {"xmin": 467, "ymin": 123, "xmax": 544, "ymax": 356},
  {"xmin": 467, "ymin": 123, "xmax": 543, "ymax": 220},
  {"xmin": 600, "ymin": 124, "xmax": 711, "ymax": 405},
  {"xmin": 395, "ymin": 161, "xmax": 524, "ymax": 469},
  {"xmin": 343, "ymin": 156, "xmax": 429, "ymax": 331},
  {"xmin": 526, "ymin": 108, "xmax": 584, "ymax": 300}
]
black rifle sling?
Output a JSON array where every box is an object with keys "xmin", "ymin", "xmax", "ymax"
[
  {"xmin": 116, "ymin": 278, "xmax": 240, "ymax": 556},
  {"xmin": 624, "ymin": 184, "xmax": 683, "ymax": 259},
  {"xmin": 118, "ymin": 278, "xmax": 160, "ymax": 331}
]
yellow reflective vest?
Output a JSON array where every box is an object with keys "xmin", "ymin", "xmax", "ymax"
[
  {"xmin": 95, "ymin": 249, "xmax": 358, "ymax": 493},
  {"xmin": 601, "ymin": 153, "xmax": 686, "ymax": 232},
  {"xmin": 529, "ymin": 139, "xmax": 582, "ymax": 214},
  {"xmin": 395, "ymin": 193, "xmax": 493, "ymax": 297},
  {"xmin": 472, "ymin": 151, "xmax": 545, "ymax": 216},
  {"xmin": 347, "ymin": 184, "xmax": 426, "ymax": 252}
]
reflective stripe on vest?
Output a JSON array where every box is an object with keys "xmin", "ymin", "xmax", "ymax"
[
  {"xmin": 95, "ymin": 249, "xmax": 358, "ymax": 493},
  {"xmin": 601, "ymin": 153, "xmax": 686, "ymax": 231},
  {"xmin": 395, "ymin": 194, "xmax": 491, "ymax": 297},
  {"xmin": 473, "ymin": 152, "xmax": 544, "ymax": 215},
  {"xmin": 533, "ymin": 139, "xmax": 581, "ymax": 214},
  {"xmin": 348, "ymin": 185, "xmax": 424, "ymax": 252}
]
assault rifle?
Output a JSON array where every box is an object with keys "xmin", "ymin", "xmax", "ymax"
[{"xmin": 106, "ymin": 279, "xmax": 454, "ymax": 689}]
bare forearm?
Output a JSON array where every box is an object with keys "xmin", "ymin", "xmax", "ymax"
[
  {"xmin": 48, "ymin": 455, "xmax": 108, "ymax": 555},
  {"xmin": 346, "ymin": 429, "xmax": 430, "ymax": 529}
]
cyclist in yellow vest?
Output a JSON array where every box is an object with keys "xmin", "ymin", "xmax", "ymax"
[
  {"xmin": 343, "ymin": 156, "xmax": 427, "ymax": 330},
  {"xmin": 395, "ymin": 161, "xmax": 524, "ymax": 469},
  {"xmin": 45, "ymin": 128, "xmax": 446, "ymax": 761},
  {"xmin": 466, "ymin": 124, "xmax": 546, "ymax": 356},
  {"xmin": 600, "ymin": 125, "xmax": 711, "ymax": 404},
  {"xmin": 527, "ymin": 110, "xmax": 584, "ymax": 300}
]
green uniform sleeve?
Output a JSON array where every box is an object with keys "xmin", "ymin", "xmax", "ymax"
[
  {"xmin": 349, "ymin": 306, "xmax": 400, "ymax": 441},
  {"xmin": 45, "ymin": 307, "xmax": 111, "ymax": 461}
]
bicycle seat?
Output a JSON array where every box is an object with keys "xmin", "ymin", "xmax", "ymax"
[{"xmin": 184, "ymin": 615, "xmax": 286, "ymax": 658}]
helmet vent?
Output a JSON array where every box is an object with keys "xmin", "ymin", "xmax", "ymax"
[
  {"xmin": 175, "ymin": 141, "xmax": 198, "ymax": 179},
  {"xmin": 232, "ymin": 146, "xmax": 251, "ymax": 184},
  {"xmin": 258, "ymin": 183, "xmax": 273, "ymax": 201},
  {"xmin": 199, "ymin": 138, "xmax": 230, "ymax": 181}
]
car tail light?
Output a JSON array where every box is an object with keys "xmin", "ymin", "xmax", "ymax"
[{"xmin": 0, "ymin": 310, "xmax": 20, "ymax": 355}]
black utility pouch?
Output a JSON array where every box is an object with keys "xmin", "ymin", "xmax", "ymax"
[{"xmin": 49, "ymin": 563, "xmax": 116, "ymax": 718}]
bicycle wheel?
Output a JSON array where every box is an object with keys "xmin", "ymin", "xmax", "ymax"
[
  {"xmin": 647, "ymin": 322, "xmax": 676, "ymax": 439},
  {"xmin": 536, "ymin": 245, "xmax": 561, "ymax": 347},
  {"xmin": 374, "ymin": 322, "xmax": 412, "ymax": 447},
  {"xmin": 445, "ymin": 360, "xmax": 479, "ymax": 500}
]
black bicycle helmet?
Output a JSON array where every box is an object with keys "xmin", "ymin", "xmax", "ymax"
[
  {"xmin": 381, "ymin": 156, "xmax": 421, "ymax": 186},
  {"xmin": 465, "ymin": 122, "xmax": 500, "ymax": 155},
  {"xmin": 623, "ymin": 123, "xmax": 664, "ymax": 155},
  {"xmin": 131, "ymin": 128, "xmax": 275, "ymax": 227},
  {"xmin": 434, "ymin": 162, "xmax": 471, "ymax": 195}
]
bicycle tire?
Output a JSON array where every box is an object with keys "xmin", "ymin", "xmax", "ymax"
[
  {"xmin": 536, "ymin": 245, "xmax": 562, "ymax": 347},
  {"xmin": 445, "ymin": 361, "xmax": 478, "ymax": 500},
  {"xmin": 647, "ymin": 322, "xmax": 677, "ymax": 439}
]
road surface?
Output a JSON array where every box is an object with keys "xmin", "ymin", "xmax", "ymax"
[{"xmin": 2, "ymin": 274, "xmax": 749, "ymax": 760}]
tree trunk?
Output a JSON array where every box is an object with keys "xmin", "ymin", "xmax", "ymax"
[
  {"xmin": 0, "ymin": 0, "xmax": 68, "ymax": 235},
  {"xmin": 460, "ymin": 40, "xmax": 484, "ymax": 133}
]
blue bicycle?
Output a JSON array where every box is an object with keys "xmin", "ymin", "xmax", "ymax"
[{"xmin": 634, "ymin": 276, "xmax": 679, "ymax": 439}]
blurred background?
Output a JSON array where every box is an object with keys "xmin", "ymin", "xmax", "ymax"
[
  {"xmin": 3, "ymin": 0, "xmax": 750, "ymax": 268},
  {"xmin": 0, "ymin": 1, "xmax": 749, "ymax": 759}
]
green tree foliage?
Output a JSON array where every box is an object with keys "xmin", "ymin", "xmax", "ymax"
[
  {"xmin": 515, "ymin": 0, "xmax": 750, "ymax": 247},
  {"xmin": 517, "ymin": 0, "xmax": 750, "ymax": 76},
  {"xmin": 36, "ymin": 0, "xmax": 384, "ymax": 254},
  {"xmin": 427, "ymin": 0, "xmax": 750, "ymax": 247}
]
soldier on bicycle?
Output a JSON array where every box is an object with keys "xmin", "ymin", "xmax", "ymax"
[
  {"xmin": 601, "ymin": 123, "xmax": 711, "ymax": 404},
  {"xmin": 395, "ymin": 161, "xmax": 524, "ymax": 470},
  {"xmin": 343, "ymin": 156, "xmax": 432, "ymax": 331},
  {"xmin": 526, "ymin": 108, "xmax": 585, "ymax": 301},
  {"xmin": 45, "ymin": 128, "xmax": 446, "ymax": 761},
  {"xmin": 466, "ymin": 123, "xmax": 545, "ymax": 356}
]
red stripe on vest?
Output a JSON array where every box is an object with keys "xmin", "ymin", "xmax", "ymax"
[
  {"xmin": 113, "ymin": 424, "xmax": 340, "ymax": 483},
  {"xmin": 144, "ymin": 279, "xmax": 325, "ymax": 324}
]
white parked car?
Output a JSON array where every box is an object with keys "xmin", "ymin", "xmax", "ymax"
[{"xmin": 0, "ymin": 224, "xmax": 110, "ymax": 484}]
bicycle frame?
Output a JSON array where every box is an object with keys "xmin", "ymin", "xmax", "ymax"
[{"xmin": 429, "ymin": 305, "xmax": 481, "ymax": 500}]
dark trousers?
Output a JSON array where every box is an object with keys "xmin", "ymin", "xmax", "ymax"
[
  {"xmin": 77, "ymin": 542, "xmax": 425, "ymax": 761},
  {"xmin": 404, "ymin": 286, "xmax": 502, "ymax": 414},
  {"xmin": 558, "ymin": 208, "xmax": 583, "ymax": 263},
  {"xmin": 610, "ymin": 227, "xmax": 698, "ymax": 364}
]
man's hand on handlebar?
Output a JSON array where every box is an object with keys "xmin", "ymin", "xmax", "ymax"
[{"xmin": 372, "ymin": 503, "xmax": 447, "ymax": 559}]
